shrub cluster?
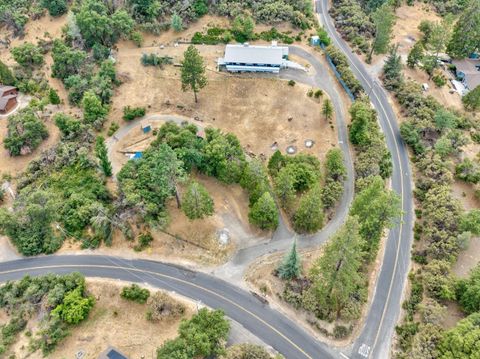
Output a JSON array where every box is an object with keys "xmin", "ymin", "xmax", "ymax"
[
  {"xmin": 325, "ymin": 45, "xmax": 364, "ymax": 97},
  {"xmin": 121, "ymin": 284, "xmax": 150, "ymax": 304},
  {"xmin": 0, "ymin": 273, "xmax": 93, "ymax": 356}
]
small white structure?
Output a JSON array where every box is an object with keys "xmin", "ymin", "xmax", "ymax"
[{"xmin": 218, "ymin": 42, "xmax": 296, "ymax": 73}]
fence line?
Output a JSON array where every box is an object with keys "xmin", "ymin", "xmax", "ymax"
[{"xmin": 319, "ymin": 43, "xmax": 356, "ymax": 101}]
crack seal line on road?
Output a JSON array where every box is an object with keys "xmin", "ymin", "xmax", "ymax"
[
  {"xmin": 0, "ymin": 264, "xmax": 314, "ymax": 359},
  {"xmin": 320, "ymin": 2, "xmax": 410, "ymax": 356}
]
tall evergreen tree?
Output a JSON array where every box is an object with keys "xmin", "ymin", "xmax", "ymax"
[
  {"xmin": 49, "ymin": 88, "xmax": 61, "ymax": 105},
  {"xmin": 182, "ymin": 181, "xmax": 214, "ymax": 220},
  {"xmin": 181, "ymin": 45, "xmax": 207, "ymax": 103},
  {"xmin": 305, "ymin": 216, "xmax": 365, "ymax": 320},
  {"xmin": 447, "ymin": 0, "xmax": 480, "ymax": 58},
  {"xmin": 95, "ymin": 136, "xmax": 112, "ymax": 177},
  {"xmin": 407, "ymin": 41, "xmax": 424, "ymax": 68},
  {"xmin": 368, "ymin": 3, "xmax": 396, "ymax": 63},
  {"xmin": 350, "ymin": 176, "xmax": 401, "ymax": 258},
  {"xmin": 322, "ymin": 99, "xmax": 334, "ymax": 121},
  {"xmin": 171, "ymin": 13, "xmax": 183, "ymax": 32},
  {"xmin": 277, "ymin": 240, "xmax": 301, "ymax": 280},
  {"xmin": 423, "ymin": 19, "xmax": 452, "ymax": 77},
  {"xmin": 383, "ymin": 45, "xmax": 403, "ymax": 90}
]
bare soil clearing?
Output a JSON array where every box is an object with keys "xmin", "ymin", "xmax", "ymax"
[
  {"xmin": 109, "ymin": 42, "xmax": 337, "ymax": 160},
  {"xmin": 5, "ymin": 279, "xmax": 194, "ymax": 359}
]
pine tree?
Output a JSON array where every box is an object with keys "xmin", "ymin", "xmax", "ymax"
[
  {"xmin": 407, "ymin": 41, "xmax": 424, "ymax": 69},
  {"xmin": 95, "ymin": 136, "xmax": 112, "ymax": 177},
  {"xmin": 305, "ymin": 216, "xmax": 366, "ymax": 320},
  {"xmin": 447, "ymin": 0, "xmax": 480, "ymax": 58},
  {"xmin": 267, "ymin": 150, "xmax": 285, "ymax": 176},
  {"xmin": 181, "ymin": 45, "xmax": 207, "ymax": 103},
  {"xmin": 278, "ymin": 240, "xmax": 301, "ymax": 280},
  {"xmin": 248, "ymin": 192, "xmax": 278, "ymax": 230},
  {"xmin": 171, "ymin": 13, "xmax": 183, "ymax": 32},
  {"xmin": 383, "ymin": 45, "xmax": 403, "ymax": 91},
  {"xmin": 368, "ymin": 3, "xmax": 396, "ymax": 63},
  {"xmin": 49, "ymin": 88, "xmax": 61, "ymax": 105},
  {"xmin": 322, "ymin": 99, "xmax": 334, "ymax": 121},
  {"xmin": 182, "ymin": 181, "xmax": 214, "ymax": 220}
]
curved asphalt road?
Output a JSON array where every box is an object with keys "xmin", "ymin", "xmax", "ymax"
[
  {"xmin": 0, "ymin": 255, "xmax": 340, "ymax": 359},
  {"xmin": 317, "ymin": 1, "xmax": 414, "ymax": 358}
]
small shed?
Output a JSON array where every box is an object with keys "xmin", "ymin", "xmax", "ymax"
[
  {"xmin": 141, "ymin": 121, "xmax": 152, "ymax": 133},
  {"xmin": 310, "ymin": 35, "xmax": 320, "ymax": 46}
]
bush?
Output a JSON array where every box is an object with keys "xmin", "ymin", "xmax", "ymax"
[
  {"xmin": 156, "ymin": 308, "xmax": 229, "ymax": 358},
  {"xmin": 54, "ymin": 112, "xmax": 82, "ymax": 138},
  {"xmin": 11, "ymin": 42, "xmax": 44, "ymax": 67},
  {"xmin": 41, "ymin": 0, "xmax": 68, "ymax": 16},
  {"xmin": 121, "ymin": 284, "xmax": 150, "ymax": 304},
  {"xmin": 134, "ymin": 232, "xmax": 154, "ymax": 251},
  {"xmin": 108, "ymin": 122, "xmax": 120, "ymax": 136},
  {"xmin": 314, "ymin": 89, "xmax": 323, "ymax": 98},
  {"xmin": 224, "ymin": 344, "xmax": 273, "ymax": 359},
  {"xmin": 123, "ymin": 106, "xmax": 146, "ymax": 121},
  {"xmin": 4, "ymin": 107, "xmax": 49, "ymax": 156},
  {"xmin": 288, "ymin": 80, "xmax": 296, "ymax": 86},
  {"xmin": 432, "ymin": 71, "xmax": 447, "ymax": 87},
  {"xmin": 52, "ymin": 287, "xmax": 94, "ymax": 324},
  {"xmin": 248, "ymin": 192, "xmax": 278, "ymax": 230},
  {"xmin": 140, "ymin": 53, "xmax": 173, "ymax": 67},
  {"xmin": 130, "ymin": 31, "xmax": 144, "ymax": 47},
  {"xmin": 333, "ymin": 325, "xmax": 351, "ymax": 339},
  {"xmin": 146, "ymin": 292, "xmax": 185, "ymax": 321}
]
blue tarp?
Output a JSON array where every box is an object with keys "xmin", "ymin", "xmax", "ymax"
[{"xmin": 132, "ymin": 152, "xmax": 143, "ymax": 159}]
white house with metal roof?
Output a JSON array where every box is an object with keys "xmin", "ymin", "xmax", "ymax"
[{"xmin": 218, "ymin": 43, "xmax": 303, "ymax": 73}]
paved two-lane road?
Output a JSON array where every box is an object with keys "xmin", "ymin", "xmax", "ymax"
[
  {"xmin": 317, "ymin": 1, "xmax": 414, "ymax": 358},
  {"xmin": 0, "ymin": 255, "xmax": 342, "ymax": 359}
]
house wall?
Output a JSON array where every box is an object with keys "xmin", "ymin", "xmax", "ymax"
[
  {"xmin": 225, "ymin": 64, "xmax": 281, "ymax": 73},
  {"xmin": 1, "ymin": 89, "xmax": 17, "ymax": 97},
  {"xmin": 0, "ymin": 97, "xmax": 17, "ymax": 114}
]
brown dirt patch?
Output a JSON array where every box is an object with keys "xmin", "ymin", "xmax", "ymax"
[
  {"xmin": 5, "ymin": 279, "xmax": 194, "ymax": 359},
  {"xmin": 107, "ymin": 42, "xmax": 337, "ymax": 161}
]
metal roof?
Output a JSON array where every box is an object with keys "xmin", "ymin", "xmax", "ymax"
[
  {"xmin": 223, "ymin": 44, "xmax": 288, "ymax": 66},
  {"xmin": 0, "ymin": 85, "xmax": 16, "ymax": 93}
]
